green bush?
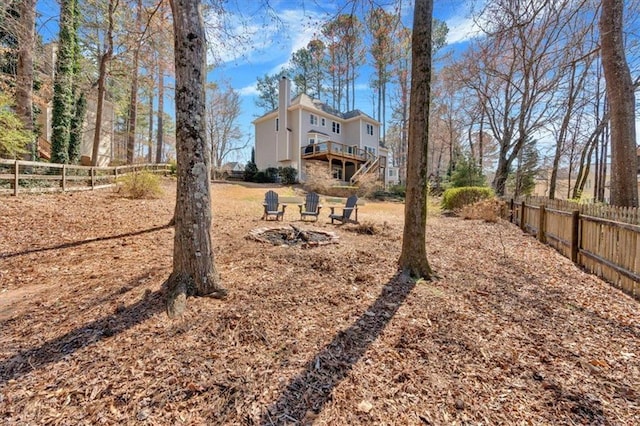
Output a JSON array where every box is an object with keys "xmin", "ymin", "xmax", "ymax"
[
  {"xmin": 168, "ymin": 159, "xmax": 177, "ymax": 176},
  {"xmin": 117, "ymin": 170, "xmax": 163, "ymax": 199},
  {"xmin": 278, "ymin": 166, "xmax": 298, "ymax": 185},
  {"xmin": 442, "ymin": 186, "xmax": 494, "ymax": 210},
  {"xmin": 0, "ymin": 93, "xmax": 32, "ymax": 158},
  {"xmin": 244, "ymin": 161, "xmax": 258, "ymax": 181}
]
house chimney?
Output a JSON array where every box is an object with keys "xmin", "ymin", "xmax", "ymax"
[
  {"xmin": 279, "ymin": 76, "xmax": 291, "ymax": 109},
  {"xmin": 277, "ymin": 76, "xmax": 291, "ymax": 161}
]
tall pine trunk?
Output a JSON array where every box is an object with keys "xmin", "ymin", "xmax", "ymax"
[
  {"xmin": 166, "ymin": 0, "xmax": 227, "ymax": 317},
  {"xmin": 600, "ymin": 0, "xmax": 638, "ymax": 207},
  {"xmin": 398, "ymin": 0, "xmax": 433, "ymax": 279},
  {"xmin": 16, "ymin": 0, "xmax": 36, "ymax": 160},
  {"xmin": 156, "ymin": 61, "xmax": 164, "ymax": 163}
]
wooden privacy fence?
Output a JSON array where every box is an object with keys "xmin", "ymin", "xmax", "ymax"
[
  {"xmin": 506, "ymin": 197, "xmax": 640, "ymax": 300},
  {"xmin": 0, "ymin": 159, "xmax": 171, "ymax": 196}
]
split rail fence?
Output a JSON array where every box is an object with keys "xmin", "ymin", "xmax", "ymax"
[
  {"xmin": 0, "ymin": 159, "xmax": 171, "ymax": 196},
  {"xmin": 505, "ymin": 197, "xmax": 640, "ymax": 300}
]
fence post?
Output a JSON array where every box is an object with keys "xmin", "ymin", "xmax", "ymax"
[
  {"xmin": 570, "ymin": 210, "xmax": 580, "ymax": 263},
  {"xmin": 91, "ymin": 167, "xmax": 96, "ymax": 189},
  {"xmin": 538, "ymin": 205, "xmax": 546, "ymax": 243},
  {"xmin": 520, "ymin": 201, "xmax": 526, "ymax": 231},
  {"xmin": 509, "ymin": 199, "xmax": 514, "ymax": 223},
  {"xmin": 62, "ymin": 164, "xmax": 67, "ymax": 191},
  {"xmin": 13, "ymin": 160, "xmax": 19, "ymax": 196}
]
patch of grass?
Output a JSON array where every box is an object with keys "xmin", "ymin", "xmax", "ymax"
[{"xmin": 117, "ymin": 171, "xmax": 163, "ymax": 199}]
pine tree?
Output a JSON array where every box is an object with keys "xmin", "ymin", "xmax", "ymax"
[{"xmin": 51, "ymin": 0, "xmax": 79, "ymax": 164}]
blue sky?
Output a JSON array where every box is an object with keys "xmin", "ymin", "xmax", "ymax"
[
  {"xmin": 205, "ymin": 0, "xmax": 480, "ymax": 161},
  {"xmin": 35, "ymin": 0, "xmax": 481, "ymax": 163}
]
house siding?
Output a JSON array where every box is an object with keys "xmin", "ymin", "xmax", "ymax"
[
  {"xmin": 253, "ymin": 77, "xmax": 384, "ymax": 184},
  {"xmin": 255, "ymin": 117, "xmax": 278, "ymax": 170}
]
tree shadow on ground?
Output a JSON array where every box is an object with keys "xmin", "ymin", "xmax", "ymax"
[
  {"xmin": 260, "ymin": 273, "xmax": 416, "ymax": 425},
  {"xmin": 0, "ymin": 224, "xmax": 172, "ymax": 259},
  {"xmin": 0, "ymin": 287, "xmax": 164, "ymax": 386}
]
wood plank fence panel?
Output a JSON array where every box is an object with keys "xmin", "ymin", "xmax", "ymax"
[
  {"xmin": 544, "ymin": 208, "xmax": 573, "ymax": 258},
  {"xmin": 505, "ymin": 198, "xmax": 640, "ymax": 300}
]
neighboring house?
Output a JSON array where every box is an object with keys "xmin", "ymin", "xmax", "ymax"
[
  {"xmin": 253, "ymin": 76, "xmax": 387, "ymax": 185},
  {"xmin": 35, "ymin": 43, "xmax": 113, "ymax": 166},
  {"xmin": 387, "ymin": 166, "xmax": 400, "ymax": 186},
  {"xmin": 221, "ymin": 161, "xmax": 244, "ymax": 173}
]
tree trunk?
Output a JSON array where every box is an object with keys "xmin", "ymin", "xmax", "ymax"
[
  {"xmin": 92, "ymin": 0, "xmax": 116, "ymax": 166},
  {"xmin": 600, "ymin": 0, "xmax": 638, "ymax": 207},
  {"xmin": 166, "ymin": 0, "xmax": 227, "ymax": 318},
  {"xmin": 156, "ymin": 63, "xmax": 164, "ymax": 163},
  {"xmin": 16, "ymin": 0, "xmax": 36, "ymax": 160},
  {"xmin": 398, "ymin": 0, "xmax": 433, "ymax": 279},
  {"xmin": 147, "ymin": 88, "xmax": 154, "ymax": 163}
]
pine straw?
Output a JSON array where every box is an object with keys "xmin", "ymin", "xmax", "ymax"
[{"xmin": 1, "ymin": 180, "xmax": 638, "ymax": 425}]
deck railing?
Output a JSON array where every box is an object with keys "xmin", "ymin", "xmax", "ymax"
[{"xmin": 300, "ymin": 141, "xmax": 376, "ymax": 162}]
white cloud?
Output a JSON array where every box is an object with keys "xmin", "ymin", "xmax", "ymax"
[
  {"xmin": 204, "ymin": 6, "xmax": 325, "ymax": 68},
  {"xmin": 238, "ymin": 84, "xmax": 258, "ymax": 97},
  {"xmin": 445, "ymin": 13, "xmax": 482, "ymax": 45},
  {"xmin": 442, "ymin": 0, "xmax": 487, "ymax": 45}
]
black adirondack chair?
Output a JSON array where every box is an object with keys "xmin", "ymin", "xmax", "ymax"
[
  {"xmin": 328, "ymin": 195, "xmax": 358, "ymax": 224},
  {"xmin": 262, "ymin": 190, "xmax": 286, "ymax": 221},
  {"xmin": 298, "ymin": 192, "xmax": 322, "ymax": 221}
]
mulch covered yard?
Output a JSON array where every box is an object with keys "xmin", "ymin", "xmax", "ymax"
[{"xmin": 1, "ymin": 179, "xmax": 638, "ymax": 425}]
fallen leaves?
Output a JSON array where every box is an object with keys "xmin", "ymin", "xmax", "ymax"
[{"xmin": 1, "ymin": 180, "xmax": 639, "ymax": 424}]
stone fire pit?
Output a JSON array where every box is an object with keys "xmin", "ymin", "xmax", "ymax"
[{"xmin": 248, "ymin": 225, "xmax": 339, "ymax": 248}]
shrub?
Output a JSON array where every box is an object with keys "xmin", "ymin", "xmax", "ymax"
[
  {"xmin": 303, "ymin": 161, "xmax": 335, "ymax": 193},
  {"xmin": 441, "ymin": 186, "xmax": 494, "ymax": 211},
  {"xmin": 117, "ymin": 170, "xmax": 163, "ymax": 199},
  {"xmin": 265, "ymin": 167, "xmax": 279, "ymax": 182},
  {"xmin": 354, "ymin": 171, "xmax": 383, "ymax": 198},
  {"xmin": 244, "ymin": 161, "xmax": 258, "ymax": 181},
  {"xmin": 278, "ymin": 166, "xmax": 298, "ymax": 185},
  {"xmin": 460, "ymin": 198, "xmax": 504, "ymax": 222},
  {"xmin": 0, "ymin": 93, "xmax": 32, "ymax": 158},
  {"xmin": 168, "ymin": 159, "xmax": 177, "ymax": 176}
]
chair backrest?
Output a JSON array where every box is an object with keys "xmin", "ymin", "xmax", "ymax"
[
  {"xmin": 264, "ymin": 190, "xmax": 279, "ymax": 211},
  {"xmin": 304, "ymin": 192, "xmax": 320, "ymax": 213},
  {"xmin": 342, "ymin": 195, "xmax": 358, "ymax": 219}
]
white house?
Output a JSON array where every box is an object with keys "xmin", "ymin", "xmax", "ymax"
[{"xmin": 253, "ymin": 76, "xmax": 387, "ymax": 185}]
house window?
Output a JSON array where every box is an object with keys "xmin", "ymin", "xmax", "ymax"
[
  {"xmin": 365, "ymin": 146, "xmax": 376, "ymax": 156},
  {"xmin": 310, "ymin": 114, "xmax": 318, "ymax": 125},
  {"xmin": 332, "ymin": 121, "xmax": 341, "ymax": 134},
  {"xmin": 321, "ymin": 118, "xmax": 326, "ymax": 126},
  {"xmin": 366, "ymin": 124, "xmax": 374, "ymax": 136},
  {"xmin": 275, "ymin": 118, "xmax": 279, "ymax": 131}
]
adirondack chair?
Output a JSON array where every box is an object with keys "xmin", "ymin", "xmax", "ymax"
[
  {"xmin": 298, "ymin": 192, "xmax": 322, "ymax": 221},
  {"xmin": 262, "ymin": 190, "xmax": 286, "ymax": 221},
  {"xmin": 328, "ymin": 195, "xmax": 358, "ymax": 224}
]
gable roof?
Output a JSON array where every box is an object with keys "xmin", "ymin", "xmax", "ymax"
[{"xmin": 253, "ymin": 93, "xmax": 379, "ymax": 125}]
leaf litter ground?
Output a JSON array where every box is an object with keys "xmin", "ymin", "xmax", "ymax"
[{"xmin": 0, "ymin": 179, "xmax": 638, "ymax": 425}]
